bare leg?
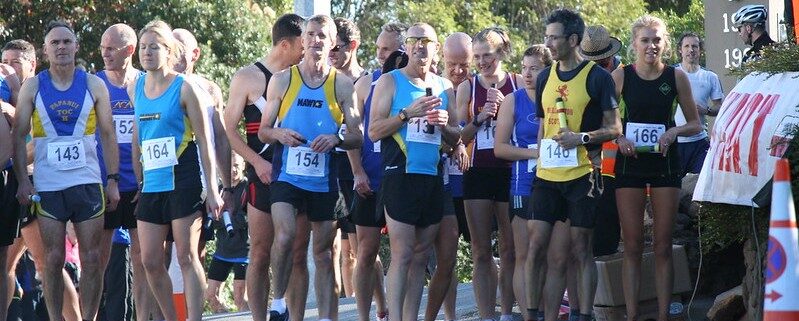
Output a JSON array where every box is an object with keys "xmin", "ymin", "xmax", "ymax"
[
  {"xmin": 130, "ymin": 229, "xmax": 159, "ymax": 321},
  {"xmin": 137, "ymin": 221, "xmax": 175, "ymax": 321},
  {"xmin": 245, "ymin": 205, "xmax": 273, "ymax": 321},
  {"xmin": 511, "ymin": 216, "xmax": 529, "ymax": 320},
  {"xmin": 203, "ymin": 279, "xmax": 228, "ymax": 313},
  {"xmin": 616, "ymin": 188, "xmax": 647, "ymax": 321},
  {"xmin": 494, "ymin": 202, "xmax": 515, "ymax": 317},
  {"xmin": 570, "ymin": 227, "xmax": 596, "ymax": 317},
  {"xmin": 543, "ymin": 221, "xmax": 571, "ymax": 321},
  {"xmin": 354, "ymin": 225, "xmax": 381, "ymax": 321},
  {"xmin": 270, "ymin": 202, "xmax": 297, "ymax": 307},
  {"xmin": 341, "ymin": 234, "xmax": 357, "ymax": 297},
  {"xmin": 311, "ymin": 220, "xmax": 338, "ymax": 320},
  {"xmin": 464, "ymin": 199, "xmax": 498, "ymax": 320},
  {"xmin": 332, "ymin": 228, "xmax": 342, "ymax": 296},
  {"xmin": 424, "ymin": 215, "xmax": 458, "ymax": 321},
  {"xmin": 37, "ymin": 217, "xmax": 67, "ymax": 321},
  {"xmin": 287, "ymin": 213, "xmax": 310, "ymax": 320},
  {"xmin": 170, "ymin": 212, "xmax": 205, "ymax": 321},
  {"xmin": 651, "ymin": 187, "xmax": 679, "ymax": 321},
  {"xmin": 74, "ymin": 216, "xmax": 109, "ymax": 320},
  {"xmin": 233, "ymin": 279, "xmax": 248, "ymax": 312}
]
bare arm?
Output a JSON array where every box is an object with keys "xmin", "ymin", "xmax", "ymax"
[
  {"xmin": 89, "ymin": 75, "xmax": 119, "ymax": 177},
  {"xmin": 0, "ymin": 105, "xmax": 11, "ymax": 167},
  {"xmin": 207, "ymin": 81, "xmax": 231, "ymax": 188},
  {"xmin": 439, "ymin": 83, "xmax": 461, "ymax": 147},
  {"xmin": 669, "ymin": 69, "xmax": 702, "ymax": 138},
  {"xmin": 367, "ymin": 74, "xmax": 399, "ymax": 142},
  {"xmin": 456, "ymin": 81, "xmax": 479, "ymax": 143},
  {"xmin": 335, "ymin": 75, "xmax": 363, "ymax": 150},
  {"xmin": 707, "ymin": 98, "xmax": 722, "ymax": 117},
  {"xmin": 12, "ymin": 78, "xmax": 36, "ymax": 203},
  {"xmin": 257, "ymin": 71, "xmax": 304, "ymax": 146},
  {"xmin": 494, "ymin": 94, "xmax": 538, "ymax": 161},
  {"xmin": 127, "ymin": 84, "xmax": 142, "ymax": 187},
  {"xmin": 182, "ymin": 81, "xmax": 221, "ymax": 215},
  {"xmin": 348, "ymin": 77, "xmax": 372, "ymax": 196}
]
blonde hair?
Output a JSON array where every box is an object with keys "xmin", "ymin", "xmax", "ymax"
[
  {"xmin": 138, "ymin": 20, "xmax": 179, "ymax": 68},
  {"xmin": 473, "ymin": 27, "xmax": 512, "ymax": 60},
  {"xmin": 628, "ymin": 15, "xmax": 672, "ymax": 61}
]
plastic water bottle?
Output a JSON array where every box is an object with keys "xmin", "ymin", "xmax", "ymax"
[
  {"xmin": 635, "ymin": 144, "xmax": 661, "ymax": 153},
  {"xmin": 222, "ymin": 211, "xmax": 234, "ymax": 237},
  {"xmin": 668, "ymin": 302, "xmax": 685, "ymax": 321},
  {"xmin": 29, "ymin": 194, "xmax": 40, "ymax": 202}
]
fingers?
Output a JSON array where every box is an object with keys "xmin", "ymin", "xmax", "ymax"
[
  {"xmin": 282, "ymin": 129, "xmax": 306, "ymax": 147},
  {"xmin": 310, "ymin": 135, "xmax": 336, "ymax": 153},
  {"xmin": 131, "ymin": 191, "xmax": 140, "ymax": 203}
]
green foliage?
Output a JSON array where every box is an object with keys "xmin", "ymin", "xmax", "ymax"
[
  {"xmin": 655, "ymin": 0, "xmax": 705, "ymax": 65},
  {"xmin": 456, "ymin": 236, "xmax": 474, "ymax": 282},
  {"xmin": 729, "ymin": 41, "xmax": 799, "ymax": 78}
]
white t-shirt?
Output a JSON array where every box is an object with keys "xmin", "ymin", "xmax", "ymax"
[{"xmin": 674, "ymin": 64, "xmax": 724, "ymax": 143}]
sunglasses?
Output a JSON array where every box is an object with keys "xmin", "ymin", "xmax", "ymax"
[
  {"xmin": 405, "ymin": 37, "xmax": 435, "ymax": 46},
  {"xmin": 331, "ymin": 44, "xmax": 346, "ymax": 52}
]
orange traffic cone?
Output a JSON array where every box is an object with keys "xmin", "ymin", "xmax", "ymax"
[
  {"xmin": 764, "ymin": 159, "xmax": 799, "ymax": 320},
  {"xmin": 169, "ymin": 243, "xmax": 188, "ymax": 321}
]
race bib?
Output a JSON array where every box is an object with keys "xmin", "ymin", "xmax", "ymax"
[
  {"xmin": 539, "ymin": 139, "xmax": 577, "ymax": 168},
  {"xmin": 286, "ymin": 146, "xmax": 326, "ymax": 177},
  {"xmin": 625, "ymin": 122, "xmax": 666, "ymax": 148},
  {"xmin": 406, "ymin": 117, "xmax": 441, "ymax": 145},
  {"xmin": 141, "ymin": 137, "xmax": 178, "ymax": 171},
  {"xmin": 476, "ymin": 122, "xmax": 496, "ymax": 150},
  {"xmin": 527, "ymin": 143, "xmax": 538, "ymax": 173},
  {"xmin": 47, "ymin": 140, "xmax": 86, "ymax": 171},
  {"xmin": 373, "ymin": 140, "xmax": 381, "ymax": 153},
  {"xmin": 335, "ymin": 124, "xmax": 347, "ymax": 152},
  {"xmin": 446, "ymin": 154, "xmax": 462, "ymax": 176},
  {"xmin": 113, "ymin": 115, "xmax": 134, "ymax": 144}
]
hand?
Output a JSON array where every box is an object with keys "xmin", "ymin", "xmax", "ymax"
[
  {"xmin": 553, "ymin": 128, "xmax": 582, "ymax": 150},
  {"xmin": 454, "ymin": 143, "xmax": 471, "ymax": 172},
  {"xmin": 353, "ymin": 172, "xmax": 373, "ymax": 198},
  {"xmin": 426, "ymin": 109, "xmax": 448, "ymax": 127},
  {"xmin": 251, "ymin": 158, "xmax": 273, "ymax": 185},
  {"xmin": 15, "ymin": 179, "xmax": 35, "ymax": 206},
  {"xmin": 310, "ymin": 134, "xmax": 340, "ymax": 153},
  {"xmin": 696, "ymin": 103, "xmax": 709, "ymax": 116},
  {"xmin": 105, "ymin": 180, "xmax": 120, "ymax": 212},
  {"xmin": 486, "ymin": 87, "xmax": 505, "ymax": 106},
  {"xmin": 206, "ymin": 190, "xmax": 223, "ymax": 220},
  {"xmin": 406, "ymin": 95, "xmax": 443, "ymax": 118},
  {"xmin": 132, "ymin": 189, "xmax": 141, "ymax": 203},
  {"xmin": 616, "ymin": 136, "xmax": 637, "ymax": 158},
  {"xmin": 276, "ymin": 128, "xmax": 306, "ymax": 147},
  {"xmin": 477, "ymin": 102, "xmax": 497, "ymax": 123},
  {"xmin": 658, "ymin": 128, "xmax": 677, "ymax": 157}
]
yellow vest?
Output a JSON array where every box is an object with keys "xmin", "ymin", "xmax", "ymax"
[{"xmin": 538, "ymin": 61, "xmax": 596, "ymax": 182}]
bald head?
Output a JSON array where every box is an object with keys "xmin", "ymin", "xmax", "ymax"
[
  {"xmin": 172, "ymin": 28, "xmax": 199, "ymax": 74},
  {"xmin": 100, "ymin": 23, "xmax": 137, "ymax": 71},
  {"xmin": 103, "ymin": 24, "xmax": 137, "ymax": 47},
  {"xmin": 442, "ymin": 32, "xmax": 472, "ymax": 86}
]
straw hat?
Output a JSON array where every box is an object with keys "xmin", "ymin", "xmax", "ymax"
[{"xmin": 579, "ymin": 25, "xmax": 622, "ymax": 61}]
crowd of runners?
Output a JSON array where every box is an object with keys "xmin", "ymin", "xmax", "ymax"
[{"xmin": 0, "ymin": 3, "xmax": 776, "ymax": 321}]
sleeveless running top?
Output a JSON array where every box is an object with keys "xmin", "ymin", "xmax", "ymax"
[
  {"xmin": 467, "ymin": 74, "xmax": 516, "ymax": 168},
  {"xmin": 271, "ymin": 66, "xmax": 342, "ymax": 192},
  {"xmin": 538, "ymin": 61, "xmax": 596, "ymax": 182},
  {"xmin": 31, "ymin": 69, "xmax": 101, "ymax": 192},
  {"xmin": 243, "ymin": 62, "xmax": 274, "ymax": 161},
  {"xmin": 134, "ymin": 74, "xmax": 201, "ymax": 193},
  {"xmin": 616, "ymin": 65, "xmax": 679, "ymax": 177},
  {"xmin": 96, "ymin": 70, "xmax": 143, "ymax": 192},
  {"xmin": 510, "ymin": 89, "xmax": 539, "ymax": 197},
  {"xmin": 361, "ymin": 70, "xmax": 383, "ymax": 190},
  {"xmin": 381, "ymin": 70, "xmax": 448, "ymax": 176}
]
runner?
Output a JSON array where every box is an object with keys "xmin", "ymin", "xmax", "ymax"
[
  {"xmin": 172, "ymin": 28, "xmax": 233, "ymax": 262},
  {"xmin": 494, "ymin": 44, "xmax": 551, "ymax": 321},
  {"xmin": 674, "ymin": 32, "xmax": 724, "ymax": 175},
  {"xmin": 257, "ymin": 14, "xmax": 362, "ymax": 321},
  {"xmin": 529, "ymin": 9, "xmax": 621, "ymax": 321},
  {"xmin": 223, "ymin": 13, "xmax": 306, "ymax": 321},
  {"xmin": 2, "ymin": 39, "xmax": 84, "ymax": 321},
  {"xmin": 456, "ymin": 27, "xmax": 522, "ymax": 321},
  {"xmin": 612, "ymin": 15, "xmax": 700, "ymax": 321},
  {"xmin": 349, "ymin": 21, "xmax": 406, "ymax": 321},
  {"xmin": 733, "ymin": 4, "xmax": 774, "ymax": 62},
  {"xmin": 423, "ymin": 31, "xmax": 472, "ymax": 321},
  {"xmin": 95, "ymin": 23, "xmax": 161, "ymax": 321},
  {"xmin": 0, "ymin": 95, "xmax": 13, "ymax": 321},
  {"xmin": 13, "ymin": 20, "xmax": 121, "ymax": 321},
  {"xmin": 368, "ymin": 22, "xmax": 460, "ymax": 321},
  {"xmin": 129, "ymin": 20, "xmax": 221, "ymax": 321}
]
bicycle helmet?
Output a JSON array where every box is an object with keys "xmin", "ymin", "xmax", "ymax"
[{"xmin": 732, "ymin": 5, "xmax": 767, "ymax": 27}]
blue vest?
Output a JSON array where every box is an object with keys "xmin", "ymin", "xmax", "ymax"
[
  {"xmin": 271, "ymin": 66, "xmax": 342, "ymax": 192},
  {"xmin": 381, "ymin": 70, "xmax": 447, "ymax": 176},
  {"xmin": 510, "ymin": 89, "xmax": 539, "ymax": 196},
  {"xmin": 96, "ymin": 70, "xmax": 143, "ymax": 192},
  {"xmin": 134, "ymin": 74, "xmax": 201, "ymax": 193},
  {"xmin": 361, "ymin": 70, "xmax": 383, "ymax": 190}
]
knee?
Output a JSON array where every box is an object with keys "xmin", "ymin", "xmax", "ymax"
[
  {"xmin": 313, "ymin": 250, "xmax": 333, "ymax": 271},
  {"xmin": 274, "ymin": 231, "xmax": 295, "ymax": 250},
  {"xmin": 141, "ymin": 255, "xmax": 165, "ymax": 274},
  {"xmin": 356, "ymin": 242, "xmax": 379, "ymax": 263},
  {"xmin": 44, "ymin": 250, "xmax": 66, "ymax": 268},
  {"xmin": 654, "ymin": 243, "xmax": 672, "ymax": 262},
  {"xmin": 623, "ymin": 242, "xmax": 644, "ymax": 259},
  {"xmin": 470, "ymin": 245, "xmax": 493, "ymax": 264},
  {"xmin": 548, "ymin": 251, "xmax": 570, "ymax": 271},
  {"xmin": 292, "ymin": 249, "xmax": 308, "ymax": 266}
]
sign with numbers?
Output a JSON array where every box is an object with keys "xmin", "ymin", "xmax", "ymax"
[
  {"xmin": 141, "ymin": 137, "xmax": 177, "ymax": 171},
  {"xmin": 287, "ymin": 146, "xmax": 326, "ymax": 177},
  {"xmin": 528, "ymin": 144, "xmax": 538, "ymax": 173},
  {"xmin": 704, "ymin": 0, "xmax": 785, "ymax": 92},
  {"xmin": 476, "ymin": 122, "xmax": 496, "ymax": 150},
  {"xmin": 406, "ymin": 117, "xmax": 441, "ymax": 145},
  {"xmin": 113, "ymin": 115, "xmax": 134, "ymax": 144},
  {"xmin": 539, "ymin": 139, "xmax": 577, "ymax": 168},
  {"xmin": 625, "ymin": 122, "xmax": 666, "ymax": 148},
  {"xmin": 47, "ymin": 140, "xmax": 86, "ymax": 170}
]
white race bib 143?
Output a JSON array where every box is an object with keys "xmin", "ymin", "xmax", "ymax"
[{"xmin": 47, "ymin": 140, "xmax": 86, "ymax": 171}]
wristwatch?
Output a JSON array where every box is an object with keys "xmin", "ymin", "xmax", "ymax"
[
  {"xmin": 398, "ymin": 109, "xmax": 410, "ymax": 122},
  {"xmin": 580, "ymin": 133, "xmax": 590, "ymax": 145},
  {"xmin": 106, "ymin": 173, "xmax": 120, "ymax": 182}
]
